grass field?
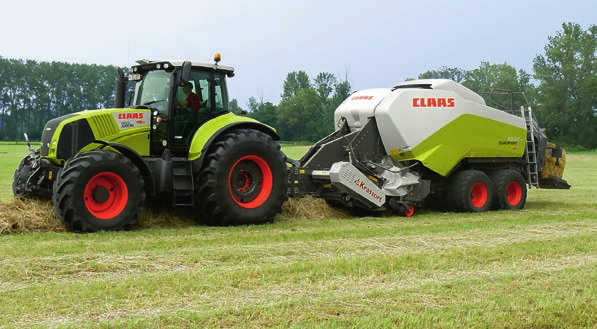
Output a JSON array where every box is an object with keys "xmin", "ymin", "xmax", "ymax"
[
  {"xmin": 0, "ymin": 143, "xmax": 32, "ymax": 201},
  {"xmin": 0, "ymin": 143, "xmax": 595, "ymax": 328}
]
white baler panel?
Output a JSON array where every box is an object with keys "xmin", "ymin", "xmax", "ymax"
[
  {"xmin": 374, "ymin": 87, "xmax": 526, "ymax": 154},
  {"xmin": 334, "ymin": 88, "xmax": 392, "ymax": 131}
]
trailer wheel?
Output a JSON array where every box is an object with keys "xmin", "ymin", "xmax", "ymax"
[
  {"xmin": 52, "ymin": 150, "xmax": 145, "ymax": 233},
  {"xmin": 448, "ymin": 170, "xmax": 493, "ymax": 212},
  {"xmin": 196, "ymin": 128, "xmax": 288, "ymax": 225},
  {"xmin": 490, "ymin": 169, "xmax": 527, "ymax": 210}
]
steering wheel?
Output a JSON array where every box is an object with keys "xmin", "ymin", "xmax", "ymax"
[{"xmin": 175, "ymin": 100, "xmax": 187, "ymax": 114}]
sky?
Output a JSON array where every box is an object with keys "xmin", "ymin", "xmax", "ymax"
[{"xmin": 1, "ymin": 0, "xmax": 595, "ymax": 109}]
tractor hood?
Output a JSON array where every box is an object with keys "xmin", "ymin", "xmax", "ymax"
[{"xmin": 41, "ymin": 108, "xmax": 152, "ymax": 165}]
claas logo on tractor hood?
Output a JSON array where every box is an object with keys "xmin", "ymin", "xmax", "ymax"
[
  {"xmin": 117, "ymin": 113, "xmax": 145, "ymax": 120},
  {"xmin": 113, "ymin": 112, "xmax": 149, "ymax": 130},
  {"xmin": 412, "ymin": 97, "xmax": 455, "ymax": 108}
]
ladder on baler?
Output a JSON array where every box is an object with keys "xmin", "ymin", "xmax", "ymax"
[{"xmin": 521, "ymin": 106, "xmax": 540, "ymax": 189}]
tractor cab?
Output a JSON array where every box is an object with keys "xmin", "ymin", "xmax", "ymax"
[{"xmin": 119, "ymin": 55, "xmax": 235, "ymax": 156}]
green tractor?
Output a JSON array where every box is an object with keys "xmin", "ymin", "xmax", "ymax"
[{"xmin": 13, "ymin": 54, "xmax": 288, "ymax": 232}]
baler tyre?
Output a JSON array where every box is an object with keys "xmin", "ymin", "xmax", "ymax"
[
  {"xmin": 52, "ymin": 150, "xmax": 145, "ymax": 233},
  {"xmin": 490, "ymin": 169, "xmax": 527, "ymax": 210},
  {"xmin": 400, "ymin": 204, "xmax": 415, "ymax": 217},
  {"xmin": 195, "ymin": 129, "xmax": 288, "ymax": 226},
  {"xmin": 448, "ymin": 170, "xmax": 493, "ymax": 212}
]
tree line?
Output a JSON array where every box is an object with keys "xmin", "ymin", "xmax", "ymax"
[
  {"xmin": 0, "ymin": 22, "xmax": 595, "ymax": 149},
  {"xmin": 0, "ymin": 59, "xmax": 117, "ymax": 140}
]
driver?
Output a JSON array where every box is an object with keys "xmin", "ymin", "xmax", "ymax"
[
  {"xmin": 174, "ymin": 82, "xmax": 204, "ymax": 140},
  {"xmin": 178, "ymin": 82, "xmax": 201, "ymax": 112}
]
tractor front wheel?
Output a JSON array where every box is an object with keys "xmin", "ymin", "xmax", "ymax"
[
  {"xmin": 52, "ymin": 150, "xmax": 145, "ymax": 232},
  {"xmin": 195, "ymin": 129, "xmax": 288, "ymax": 226}
]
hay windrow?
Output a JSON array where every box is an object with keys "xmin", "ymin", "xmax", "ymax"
[
  {"xmin": 0, "ymin": 198, "xmax": 66, "ymax": 234},
  {"xmin": 277, "ymin": 196, "xmax": 353, "ymax": 221},
  {"xmin": 0, "ymin": 196, "xmax": 353, "ymax": 235}
]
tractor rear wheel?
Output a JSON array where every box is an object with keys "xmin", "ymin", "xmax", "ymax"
[
  {"xmin": 448, "ymin": 170, "xmax": 493, "ymax": 212},
  {"xmin": 195, "ymin": 129, "xmax": 287, "ymax": 226},
  {"xmin": 52, "ymin": 150, "xmax": 145, "ymax": 233},
  {"xmin": 490, "ymin": 169, "xmax": 527, "ymax": 210}
]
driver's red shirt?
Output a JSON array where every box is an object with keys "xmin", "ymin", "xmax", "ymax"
[{"xmin": 187, "ymin": 93, "xmax": 201, "ymax": 112}]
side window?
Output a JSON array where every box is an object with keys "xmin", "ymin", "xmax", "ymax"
[
  {"xmin": 215, "ymin": 78, "xmax": 224, "ymax": 111},
  {"xmin": 198, "ymin": 79, "xmax": 209, "ymax": 102},
  {"xmin": 214, "ymin": 75, "xmax": 229, "ymax": 113}
]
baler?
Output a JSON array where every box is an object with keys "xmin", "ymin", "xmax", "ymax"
[{"xmin": 288, "ymin": 79, "xmax": 570, "ymax": 216}]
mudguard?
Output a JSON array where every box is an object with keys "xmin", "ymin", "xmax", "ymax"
[{"xmin": 188, "ymin": 112, "xmax": 279, "ymax": 162}]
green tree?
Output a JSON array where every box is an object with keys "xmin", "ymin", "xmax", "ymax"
[
  {"xmin": 0, "ymin": 57, "xmax": 119, "ymax": 140},
  {"xmin": 418, "ymin": 66, "xmax": 466, "ymax": 83},
  {"xmin": 246, "ymin": 99, "xmax": 278, "ymax": 129},
  {"xmin": 462, "ymin": 62, "xmax": 535, "ymax": 112},
  {"xmin": 330, "ymin": 80, "xmax": 351, "ymax": 109},
  {"xmin": 277, "ymin": 88, "xmax": 325, "ymax": 141},
  {"xmin": 281, "ymin": 71, "xmax": 310, "ymax": 100},
  {"xmin": 313, "ymin": 72, "xmax": 337, "ymax": 100},
  {"xmin": 228, "ymin": 98, "xmax": 243, "ymax": 114},
  {"xmin": 533, "ymin": 22, "xmax": 597, "ymax": 149}
]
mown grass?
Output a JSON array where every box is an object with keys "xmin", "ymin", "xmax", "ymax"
[
  {"xmin": 0, "ymin": 144, "xmax": 595, "ymax": 328},
  {"xmin": 0, "ymin": 144, "xmax": 31, "ymax": 201}
]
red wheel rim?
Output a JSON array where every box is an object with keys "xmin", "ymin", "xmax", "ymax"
[
  {"xmin": 470, "ymin": 182, "xmax": 488, "ymax": 208},
  {"xmin": 505, "ymin": 181, "xmax": 522, "ymax": 206},
  {"xmin": 84, "ymin": 172, "xmax": 128, "ymax": 220},
  {"xmin": 228, "ymin": 155, "xmax": 273, "ymax": 209},
  {"xmin": 405, "ymin": 204, "xmax": 414, "ymax": 217}
]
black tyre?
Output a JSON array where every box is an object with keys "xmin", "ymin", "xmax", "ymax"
[
  {"xmin": 448, "ymin": 170, "xmax": 493, "ymax": 212},
  {"xmin": 52, "ymin": 150, "xmax": 145, "ymax": 233},
  {"xmin": 397, "ymin": 204, "xmax": 415, "ymax": 217},
  {"xmin": 12, "ymin": 157, "xmax": 28, "ymax": 197},
  {"xmin": 12, "ymin": 154, "xmax": 37, "ymax": 198},
  {"xmin": 195, "ymin": 129, "xmax": 288, "ymax": 225},
  {"xmin": 490, "ymin": 169, "xmax": 527, "ymax": 210}
]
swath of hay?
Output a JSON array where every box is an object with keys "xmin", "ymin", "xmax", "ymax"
[
  {"xmin": 0, "ymin": 196, "xmax": 352, "ymax": 235},
  {"xmin": 0, "ymin": 198, "xmax": 66, "ymax": 234}
]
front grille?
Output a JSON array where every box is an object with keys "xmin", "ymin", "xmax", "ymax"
[
  {"xmin": 40, "ymin": 114, "xmax": 76, "ymax": 156},
  {"xmin": 56, "ymin": 119, "xmax": 95, "ymax": 160},
  {"xmin": 87, "ymin": 113, "xmax": 118, "ymax": 138}
]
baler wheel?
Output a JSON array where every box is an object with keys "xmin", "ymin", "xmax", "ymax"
[
  {"xmin": 195, "ymin": 129, "xmax": 288, "ymax": 226},
  {"xmin": 490, "ymin": 169, "xmax": 527, "ymax": 210},
  {"xmin": 398, "ymin": 204, "xmax": 415, "ymax": 217},
  {"xmin": 448, "ymin": 170, "xmax": 493, "ymax": 212},
  {"xmin": 52, "ymin": 150, "xmax": 145, "ymax": 232}
]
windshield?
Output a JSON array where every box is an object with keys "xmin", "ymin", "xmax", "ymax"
[{"xmin": 133, "ymin": 70, "xmax": 172, "ymax": 113}]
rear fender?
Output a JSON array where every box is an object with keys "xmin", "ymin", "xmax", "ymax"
[{"xmin": 188, "ymin": 113, "xmax": 279, "ymax": 164}]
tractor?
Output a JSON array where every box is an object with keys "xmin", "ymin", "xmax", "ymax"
[{"xmin": 13, "ymin": 54, "xmax": 288, "ymax": 232}]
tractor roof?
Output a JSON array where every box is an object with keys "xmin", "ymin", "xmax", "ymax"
[{"xmin": 132, "ymin": 59, "xmax": 235, "ymax": 76}]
